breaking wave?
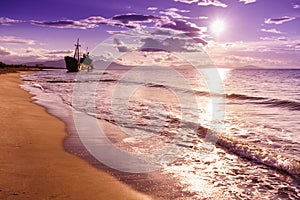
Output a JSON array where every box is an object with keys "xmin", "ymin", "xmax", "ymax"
[
  {"xmin": 197, "ymin": 126, "xmax": 300, "ymax": 179},
  {"xmin": 225, "ymin": 93, "xmax": 300, "ymax": 111}
]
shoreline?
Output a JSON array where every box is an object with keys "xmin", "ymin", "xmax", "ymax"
[
  {"xmin": 20, "ymin": 70, "xmax": 191, "ymax": 199},
  {"xmin": 0, "ymin": 72, "xmax": 151, "ymax": 199}
]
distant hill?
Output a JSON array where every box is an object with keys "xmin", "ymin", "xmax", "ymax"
[
  {"xmin": 24, "ymin": 59, "xmax": 133, "ymax": 70},
  {"xmin": 236, "ymin": 65, "xmax": 263, "ymax": 69},
  {"xmin": 92, "ymin": 60, "xmax": 134, "ymax": 70},
  {"xmin": 24, "ymin": 59, "xmax": 65, "ymax": 68}
]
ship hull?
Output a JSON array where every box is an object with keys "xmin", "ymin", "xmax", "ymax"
[{"xmin": 64, "ymin": 56, "xmax": 79, "ymax": 72}]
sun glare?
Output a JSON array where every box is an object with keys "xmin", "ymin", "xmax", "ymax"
[{"xmin": 211, "ymin": 19, "xmax": 226, "ymax": 35}]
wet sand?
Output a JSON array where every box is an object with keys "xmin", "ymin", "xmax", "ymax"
[{"xmin": 0, "ymin": 73, "xmax": 151, "ymax": 199}]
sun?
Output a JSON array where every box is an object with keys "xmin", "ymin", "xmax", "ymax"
[{"xmin": 211, "ymin": 19, "xmax": 226, "ymax": 35}]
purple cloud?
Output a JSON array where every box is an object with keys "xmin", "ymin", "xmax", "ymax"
[
  {"xmin": 0, "ymin": 36, "xmax": 35, "ymax": 45},
  {"xmin": 111, "ymin": 28, "xmax": 207, "ymax": 54},
  {"xmin": 174, "ymin": 0, "xmax": 199, "ymax": 4},
  {"xmin": 160, "ymin": 11, "xmax": 188, "ymax": 19},
  {"xmin": 107, "ymin": 30, "xmax": 129, "ymax": 35},
  {"xmin": 113, "ymin": 38, "xmax": 131, "ymax": 52},
  {"xmin": 47, "ymin": 50, "xmax": 73, "ymax": 54},
  {"xmin": 31, "ymin": 19, "xmax": 98, "ymax": 29},
  {"xmin": 140, "ymin": 38, "xmax": 167, "ymax": 52},
  {"xmin": 31, "ymin": 14, "xmax": 160, "ymax": 30},
  {"xmin": 265, "ymin": 16, "xmax": 296, "ymax": 24},
  {"xmin": 84, "ymin": 15, "xmax": 144, "ymax": 28},
  {"xmin": 0, "ymin": 47, "xmax": 11, "ymax": 56},
  {"xmin": 140, "ymin": 37, "xmax": 205, "ymax": 52},
  {"xmin": 0, "ymin": 17, "xmax": 21, "ymax": 25},
  {"xmin": 147, "ymin": 7, "xmax": 158, "ymax": 11},
  {"xmin": 293, "ymin": 4, "xmax": 300, "ymax": 9},
  {"xmin": 30, "ymin": 14, "xmax": 207, "ymax": 45},
  {"xmin": 167, "ymin": 8, "xmax": 190, "ymax": 13},
  {"xmin": 261, "ymin": 28, "xmax": 283, "ymax": 34},
  {"xmin": 24, "ymin": 47, "xmax": 75, "ymax": 57},
  {"xmin": 198, "ymin": 0, "xmax": 227, "ymax": 8},
  {"xmin": 239, "ymin": 0, "xmax": 256, "ymax": 4},
  {"xmin": 112, "ymin": 14, "xmax": 159, "ymax": 23},
  {"xmin": 159, "ymin": 19, "xmax": 207, "ymax": 45},
  {"xmin": 160, "ymin": 8, "xmax": 191, "ymax": 19},
  {"xmin": 260, "ymin": 36, "xmax": 287, "ymax": 41},
  {"xmin": 161, "ymin": 19, "xmax": 202, "ymax": 33}
]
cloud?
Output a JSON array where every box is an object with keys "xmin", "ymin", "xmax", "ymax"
[
  {"xmin": 0, "ymin": 47, "xmax": 91, "ymax": 64},
  {"xmin": 160, "ymin": 8, "xmax": 208, "ymax": 20},
  {"xmin": 260, "ymin": 36, "xmax": 287, "ymax": 41},
  {"xmin": 10, "ymin": 47, "xmax": 78, "ymax": 62},
  {"xmin": 206, "ymin": 39, "xmax": 300, "ymax": 68},
  {"xmin": 113, "ymin": 15, "xmax": 208, "ymax": 45},
  {"xmin": 47, "ymin": 50, "xmax": 73, "ymax": 54},
  {"xmin": 198, "ymin": 0, "xmax": 228, "ymax": 8},
  {"xmin": 0, "ymin": 36, "xmax": 35, "ymax": 45},
  {"xmin": 113, "ymin": 38, "xmax": 124, "ymax": 46},
  {"xmin": 23, "ymin": 47, "xmax": 74, "ymax": 55},
  {"xmin": 293, "ymin": 4, "xmax": 300, "ymax": 9},
  {"xmin": 30, "ymin": 14, "xmax": 207, "ymax": 45},
  {"xmin": 160, "ymin": 8, "xmax": 190, "ymax": 19},
  {"xmin": 261, "ymin": 28, "xmax": 283, "ymax": 34},
  {"xmin": 81, "ymin": 14, "xmax": 159, "ymax": 29},
  {"xmin": 239, "ymin": 0, "xmax": 256, "ymax": 4},
  {"xmin": 0, "ymin": 47, "xmax": 11, "ymax": 56},
  {"xmin": 0, "ymin": 17, "xmax": 21, "ymax": 25},
  {"xmin": 222, "ymin": 55, "xmax": 288, "ymax": 67},
  {"xmin": 31, "ymin": 14, "xmax": 160, "ymax": 30},
  {"xmin": 107, "ymin": 30, "xmax": 130, "ymax": 35},
  {"xmin": 113, "ymin": 38, "xmax": 131, "ymax": 52},
  {"xmin": 174, "ymin": 0, "xmax": 199, "ymax": 4},
  {"xmin": 112, "ymin": 14, "xmax": 159, "ymax": 23},
  {"xmin": 151, "ymin": 29, "xmax": 177, "ymax": 36},
  {"xmin": 140, "ymin": 36, "xmax": 205, "ymax": 52},
  {"xmin": 110, "ymin": 13, "xmax": 165, "ymax": 29},
  {"xmin": 110, "ymin": 29, "xmax": 206, "ymax": 55},
  {"xmin": 159, "ymin": 19, "xmax": 207, "ymax": 45},
  {"xmin": 195, "ymin": 16, "xmax": 209, "ymax": 19},
  {"xmin": 31, "ymin": 19, "xmax": 99, "ymax": 29},
  {"xmin": 140, "ymin": 38, "xmax": 167, "ymax": 52},
  {"xmin": 116, "ymin": 46, "xmax": 130, "ymax": 52},
  {"xmin": 161, "ymin": 19, "xmax": 202, "ymax": 33},
  {"xmin": 265, "ymin": 16, "xmax": 296, "ymax": 24},
  {"xmin": 166, "ymin": 8, "xmax": 190, "ymax": 13},
  {"xmin": 147, "ymin": 7, "xmax": 158, "ymax": 11}
]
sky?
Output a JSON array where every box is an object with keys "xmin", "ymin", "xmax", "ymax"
[{"xmin": 0, "ymin": 0, "xmax": 299, "ymax": 68}]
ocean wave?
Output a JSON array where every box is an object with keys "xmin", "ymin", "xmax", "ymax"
[
  {"xmin": 259, "ymin": 99, "xmax": 300, "ymax": 111},
  {"xmin": 145, "ymin": 83, "xmax": 168, "ymax": 88},
  {"xmin": 46, "ymin": 78, "xmax": 118, "ymax": 83},
  {"xmin": 194, "ymin": 90, "xmax": 210, "ymax": 96},
  {"xmin": 226, "ymin": 93, "xmax": 266, "ymax": 101},
  {"xmin": 47, "ymin": 80, "xmax": 76, "ymax": 83},
  {"xmin": 197, "ymin": 126, "xmax": 300, "ymax": 179},
  {"xmin": 99, "ymin": 79, "xmax": 117, "ymax": 82},
  {"xmin": 226, "ymin": 93, "xmax": 300, "ymax": 111}
]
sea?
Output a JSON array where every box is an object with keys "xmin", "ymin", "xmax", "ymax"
[{"xmin": 21, "ymin": 67, "xmax": 300, "ymax": 199}]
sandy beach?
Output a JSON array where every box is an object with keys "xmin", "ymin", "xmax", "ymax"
[{"xmin": 0, "ymin": 72, "xmax": 151, "ymax": 199}]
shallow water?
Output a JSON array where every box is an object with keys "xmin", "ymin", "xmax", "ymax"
[{"xmin": 21, "ymin": 68, "xmax": 300, "ymax": 199}]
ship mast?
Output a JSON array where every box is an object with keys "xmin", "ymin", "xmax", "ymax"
[{"xmin": 73, "ymin": 38, "xmax": 81, "ymax": 63}]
